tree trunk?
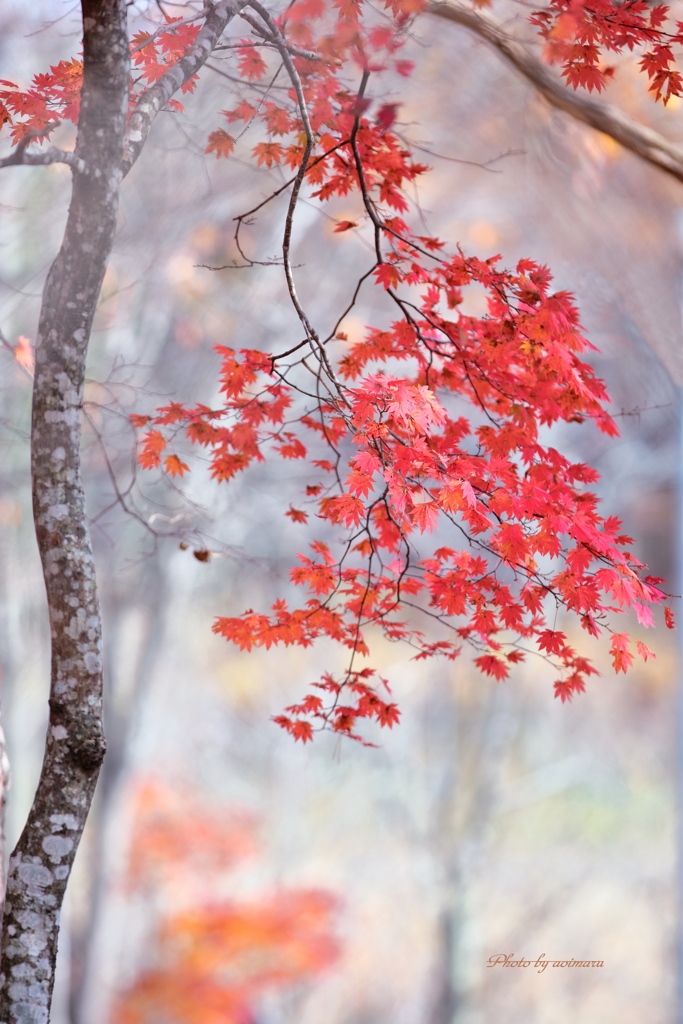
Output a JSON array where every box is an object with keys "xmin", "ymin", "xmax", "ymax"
[
  {"xmin": 0, "ymin": 720, "xmax": 9, "ymax": 899},
  {"xmin": 0, "ymin": 3, "xmax": 130, "ymax": 1022},
  {"xmin": 428, "ymin": 905, "xmax": 459, "ymax": 1024},
  {"xmin": 0, "ymin": 1, "xmax": 252, "ymax": 1020}
]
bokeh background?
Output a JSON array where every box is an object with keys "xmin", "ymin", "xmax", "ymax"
[{"xmin": 0, "ymin": 2, "xmax": 680, "ymax": 1022}]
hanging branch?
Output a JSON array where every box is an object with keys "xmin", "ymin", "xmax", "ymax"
[{"xmin": 428, "ymin": 0, "xmax": 683, "ymax": 184}]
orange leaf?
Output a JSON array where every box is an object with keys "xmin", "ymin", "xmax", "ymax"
[
  {"xmin": 205, "ymin": 129, "xmax": 235, "ymax": 159},
  {"xmin": 14, "ymin": 335, "xmax": 34, "ymax": 373},
  {"xmin": 130, "ymin": 414, "xmax": 151, "ymax": 428},
  {"xmin": 139, "ymin": 430, "xmax": 167, "ymax": 470},
  {"xmin": 291, "ymin": 720, "xmax": 313, "ymax": 743},
  {"xmin": 253, "ymin": 141, "xmax": 284, "ymax": 168},
  {"xmin": 164, "ymin": 454, "xmax": 190, "ymax": 477},
  {"xmin": 237, "ymin": 45, "xmax": 268, "ymax": 81}
]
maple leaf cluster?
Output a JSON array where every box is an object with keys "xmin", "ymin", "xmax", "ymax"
[
  {"xmin": 0, "ymin": 16, "xmax": 202, "ymax": 142},
  {"xmin": 115, "ymin": 781, "xmax": 338, "ymax": 1024},
  {"xmin": 531, "ymin": 0, "xmax": 683, "ymax": 102},
  {"xmin": 123, "ymin": 780, "xmax": 257, "ymax": 894},
  {"xmin": 116, "ymin": 893, "xmax": 338, "ymax": 1024},
  {"xmin": 123, "ymin": 0, "xmax": 673, "ymax": 742},
  {"xmin": 130, "ymin": 18, "xmax": 202, "ymax": 110},
  {"xmin": 0, "ymin": 59, "xmax": 83, "ymax": 144}
]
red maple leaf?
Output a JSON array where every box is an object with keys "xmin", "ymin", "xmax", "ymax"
[
  {"xmin": 285, "ymin": 506, "xmax": 309, "ymax": 523},
  {"xmin": 611, "ymin": 632, "xmax": 634, "ymax": 674},
  {"xmin": 473, "ymin": 655, "xmax": 509, "ymax": 682},
  {"xmin": 376, "ymin": 102, "xmax": 400, "ymax": 132},
  {"xmin": 537, "ymin": 630, "xmax": 567, "ymax": 656}
]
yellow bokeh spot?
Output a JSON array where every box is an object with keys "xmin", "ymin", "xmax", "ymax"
[
  {"xmin": 468, "ymin": 221, "xmax": 500, "ymax": 248},
  {"xmin": 595, "ymin": 132, "xmax": 621, "ymax": 158},
  {"xmin": 190, "ymin": 222, "xmax": 220, "ymax": 256}
]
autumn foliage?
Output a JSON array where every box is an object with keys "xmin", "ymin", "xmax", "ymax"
[
  {"xmin": 532, "ymin": 0, "xmax": 683, "ymax": 102},
  {"xmin": 0, "ymin": 18, "xmax": 201, "ymax": 140},
  {"xmin": 114, "ymin": 781, "xmax": 338, "ymax": 1024},
  {"xmin": 1, "ymin": 0, "xmax": 676, "ymax": 743}
]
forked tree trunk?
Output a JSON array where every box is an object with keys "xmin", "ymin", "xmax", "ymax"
[{"xmin": 0, "ymin": 3, "xmax": 130, "ymax": 1022}]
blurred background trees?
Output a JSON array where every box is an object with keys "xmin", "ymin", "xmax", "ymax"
[{"xmin": 0, "ymin": 1, "xmax": 679, "ymax": 1022}]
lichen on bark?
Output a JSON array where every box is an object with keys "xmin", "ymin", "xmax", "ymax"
[{"xmin": 0, "ymin": 1, "xmax": 254, "ymax": 1020}]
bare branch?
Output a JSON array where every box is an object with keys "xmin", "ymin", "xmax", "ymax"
[
  {"xmin": 0, "ymin": 121, "xmax": 87, "ymax": 174},
  {"xmin": 0, "ymin": 145, "xmax": 88, "ymax": 173},
  {"xmin": 205, "ymin": 59, "xmax": 289, "ymax": 91},
  {"xmin": 228, "ymin": 137, "xmax": 350, "ymax": 269},
  {"xmin": 428, "ymin": 0, "xmax": 683, "ymax": 184}
]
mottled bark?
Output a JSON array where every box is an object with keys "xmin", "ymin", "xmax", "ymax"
[
  {"xmin": 0, "ymin": 148, "xmax": 87, "ymax": 173},
  {"xmin": 0, "ymin": 721, "xmax": 9, "ymax": 900},
  {"xmin": 0, "ymin": 3, "xmax": 130, "ymax": 1023},
  {"xmin": 0, "ymin": 3, "xmax": 258, "ymax": 1021}
]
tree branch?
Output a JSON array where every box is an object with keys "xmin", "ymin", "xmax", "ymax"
[
  {"xmin": 428, "ymin": 0, "xmax": 683, "ymax": 184},
  {"xmin": 247, "ymin": 0, "xmax": 348, "ymax": 405},
  {"xmin": 237, "ymin": 10, "xmax": 342, "ymax": 65},
  {"xmin": 0, "ymin": 146, "xmax": 88, "ymax": 173},
  {"xmin": 121, "ymin": 0, "xmax": 251, "ymax": 178},
  {"xmin": 0, "ymin": 121, "xmax": 87, "ymax": 175}
]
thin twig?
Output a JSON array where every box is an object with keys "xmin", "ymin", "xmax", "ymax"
[{"xmin": 240, "ymin": 9, "xmax": 342, "ymax": 65}]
